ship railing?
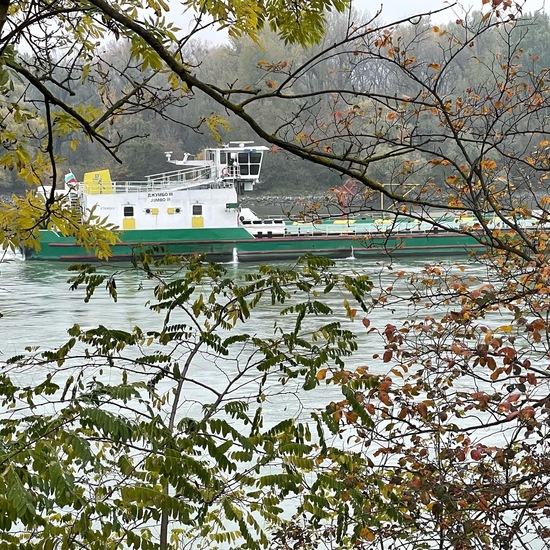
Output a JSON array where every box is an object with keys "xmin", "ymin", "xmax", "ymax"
[
  {"xmin": 282, "ymin": 217, "xmax": 546, "ymax": 237},
  {"xmin": 146, "ymin": 164, "xmax": 241, "ymax": 183},
  {"xmin": 147, "ymin": 164, "xmax": 250, "ymax": 183},
  {"xmin": 108, "ymin": 180, "xmax": 185, "ymax": 193},
  {"xmin": 78, "ymin": 164, "xmax": 251, "ymax": 194},
  {"xmin": 261, "ymin": 212, "xmax": 547, "ymax": 239},
  {"xmin": 84, "ymin": 165, "xmax": 228, "ymax": 194},
  {"xmin": 220, "ymin": 165, "xmax": 241, "ymax": 180},
  {"xmin": 145, "ymin": 165, "xmax": 214, "ymax": 186},
  {"xmin": 283, "ymin": 220, "xmax": 441, "ymax": 237}
]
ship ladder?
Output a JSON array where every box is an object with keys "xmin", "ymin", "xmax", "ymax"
[{"xmin": 69, "ymin": 193, "xmax": 82, "ymax": 218}]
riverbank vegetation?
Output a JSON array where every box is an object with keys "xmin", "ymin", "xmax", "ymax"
[
  {"xmin": 0, "ymin": 6, "xmax": 549, "ymax": 199},
  {"xmin": 1, "ymin": 0, "xmax": 550, "ymax": 548}
]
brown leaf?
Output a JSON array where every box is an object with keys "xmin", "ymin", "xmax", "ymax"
[{"xmin": 378, "ymin": 391, "xmax": 392, "ymax": 406}]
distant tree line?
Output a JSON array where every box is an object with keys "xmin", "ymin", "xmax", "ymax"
[{"xmin": 3, "ymin": 9, "xmax": 549, "ymax": 197}]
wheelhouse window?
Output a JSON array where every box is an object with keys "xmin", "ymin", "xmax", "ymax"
[
  {"xmin": 238, "ymin": 151, "xmax": 263, "ymax": 176},
  {"xmin": 124, "ymin": 206, "xmax": 134, "ymax": 217},
  {"xmin": 192, "ymin": 204, "xmax": 203, "ymax": 216}
]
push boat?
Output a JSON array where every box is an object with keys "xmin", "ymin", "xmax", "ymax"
[{"xmin": 26, "ymin": 142, "xmax": 501, "ymax": 262}]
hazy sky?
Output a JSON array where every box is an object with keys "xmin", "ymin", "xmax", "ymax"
[
  {"xmin": 353, "ymin": 0, "xmax": 547, "ymax": 21},
  {"xmin": 174, "ymin": 0, "xmax": 548, "ymax": 44},
  {"xmin": 353, "ymin": 0, "xmax": 472, "ymax": 21}
]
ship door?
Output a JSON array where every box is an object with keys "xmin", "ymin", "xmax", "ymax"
[
  {"xmin": 123, "ymin": 205, "xmax": 136, "ymax": 230},
  {"xmin": 192, "ymin": 204, "xmax": 204, "ymax": 228}
]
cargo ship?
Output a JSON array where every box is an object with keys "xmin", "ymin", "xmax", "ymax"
[{"xmin": 26, "ymin": 141, "xmax": 491, "ymax": 262}]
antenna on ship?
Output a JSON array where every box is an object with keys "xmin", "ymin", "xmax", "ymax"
[{"xmin": 229, "ymin": 141, "xmax": 254, "ymax": 147}]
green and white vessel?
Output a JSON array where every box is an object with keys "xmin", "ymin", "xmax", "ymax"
[{"xmin": 27, "ymin": 142, "xmax": 487, "ymax": 262}]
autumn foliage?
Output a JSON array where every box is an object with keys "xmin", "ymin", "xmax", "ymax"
[{"xmin": 0, "ymin": 0, "xmax": 550, "ymax": 549}]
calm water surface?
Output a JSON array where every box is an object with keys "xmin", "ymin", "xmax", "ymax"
[
  {"xmin": 0, "ymin": 254, "xmax": 490, "ymax": 418},
  {"xmin": 0, "ymin": 254, "xmax": 484, "ymax": 356},
  {"xmin": 1, "ymin": 255, "xmax": 545, "ymax": 549}
]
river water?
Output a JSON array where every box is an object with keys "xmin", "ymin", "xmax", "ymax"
[
  {"xmin": 2, "ymin": 254, "xmax": 544, "ymax": 549},
  {"xmin": 0, "ymin": 259, "xmax": 398, "ymax": 416},
  {"xmin": 0, "ymin": 253, "xmax": 497, "ymax": 429},
  {"xmin": 0, "ymin": 253, "xmax": 500, "ymax": 453},
  {"xmin": 0, "ymin": 254, "xmax": 481, "ymax": 371},
  {"xmin": 0, "ymin": 254, "xmax": 483, "ymax": 350}
]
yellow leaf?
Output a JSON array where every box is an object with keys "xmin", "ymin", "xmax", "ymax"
[
  {"xmin": 360, "ymin": 528, "xmax": 376, "ymax": 541},
  {"xmin": 490, "ymin": 368, "xmax": 503, "ymax": 381},
  {"xmin": 316, "ymin": 369, "xmax": 327, "ymax": 380},
  {"xmin": 481, "ymin": 159, "xmax": 497, "ymax": 170}
]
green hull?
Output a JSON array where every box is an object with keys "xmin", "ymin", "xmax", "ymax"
[{"xmin": 27, "ymin": 227, "xmax": 484, "ymax": 262}]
